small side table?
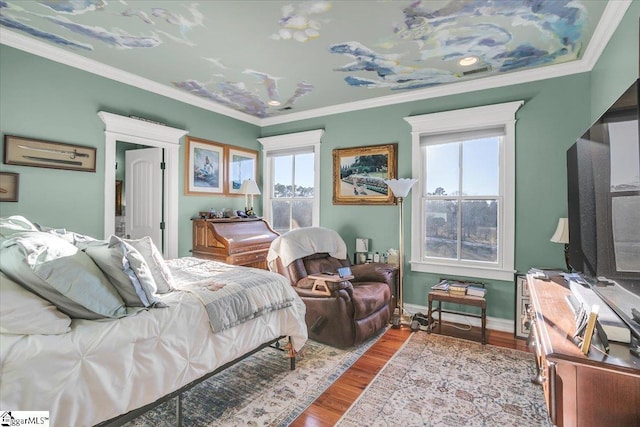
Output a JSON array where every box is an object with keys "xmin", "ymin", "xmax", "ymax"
[{"xmin": 427, "ymin": 290, "xmax": 487, "ymax": 344}]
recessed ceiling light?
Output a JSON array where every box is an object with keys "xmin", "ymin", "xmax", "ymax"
[
  {"xmin": 458, "ymin": 56, "xmax": 479, "ymax": 67},
  {"xmin": 268, "ymin": 100, "xmax": 281, "ymax": 106}
]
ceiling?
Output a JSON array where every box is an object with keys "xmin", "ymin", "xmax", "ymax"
[{"xmin": 0, "ymin": 1, "xmax": 630, "ymax": 126}]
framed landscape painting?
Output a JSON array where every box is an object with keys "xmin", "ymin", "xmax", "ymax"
[
  {"xmin": 333, "ymin": 143, "xmax": 397, "ymax": 205},
  {"xmin": 185, "ymin": 136, "xmax": 224, "ymax": 195},
  {"xmin": 227, "ymin": 146, "xmax": 258, "ymax": 195}
]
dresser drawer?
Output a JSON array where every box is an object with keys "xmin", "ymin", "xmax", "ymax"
[{"xmin": 230, "ymin": 250, "xmax": 267, "ymax": 265}]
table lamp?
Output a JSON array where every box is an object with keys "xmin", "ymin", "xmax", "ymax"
[
  {"xmin": 550, "ymin": 217, "xmax": 571, "ymax": 272},
  {"xmin": 240, "ymin": 179, "xmax": 261, "ymax": 217},
  {"xmin": 355, "ymin": 237, "xmax": 369, "ymax": 264}
]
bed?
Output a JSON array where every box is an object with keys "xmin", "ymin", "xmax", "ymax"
[{"xmin": 0, "ymin": 217, "xmax": 307, "ymax": 427}]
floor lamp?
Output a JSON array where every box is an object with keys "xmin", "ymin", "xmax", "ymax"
[{"xmin": 384, "ymin": 178, "xmax": 418, "ymax": 326}]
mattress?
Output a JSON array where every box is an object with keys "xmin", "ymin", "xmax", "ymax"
[{"xmin": 0, "ymin": 259, "xmax": 307, "ymax": 427}]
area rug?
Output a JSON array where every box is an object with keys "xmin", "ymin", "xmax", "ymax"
[
  {"xmin": 125, "ymin": 332, "xmax": 383, "ymax": 426},
  {"xmin": 337, "ymin": 333, "xmax": 550, "ymax": 427}
]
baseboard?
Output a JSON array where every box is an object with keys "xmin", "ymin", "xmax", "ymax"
[{"xmin": 404, "ymin": 303, "xmax": 514, "ymax": 333}]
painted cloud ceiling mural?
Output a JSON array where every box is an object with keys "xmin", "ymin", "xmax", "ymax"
[{"xmin": 0, "ymin": 0, "xmax": 609, "ymax": 119}]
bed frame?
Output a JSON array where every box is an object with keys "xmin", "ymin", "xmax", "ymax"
[{"xmin": 96, "ymin": 336, "xmax": 296, "ymax": 426}]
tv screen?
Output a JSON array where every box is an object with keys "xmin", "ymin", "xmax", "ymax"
[
  {"xmin": 567, "ymin": 79, "xmax": 640, "ymax": 339},
  {"xmin": 567, "ymin": 79, "xmax": 640, "ymax": 282}
]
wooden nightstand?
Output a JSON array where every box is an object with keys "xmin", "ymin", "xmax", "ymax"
[{"xmin": 191, "ymin": 218, "xmax": 278, "ymax": 269}]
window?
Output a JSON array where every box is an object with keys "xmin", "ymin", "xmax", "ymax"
[
  {"xmin": 405, "ymin": 101, "xmax": 523, "ymax": 281},
  {"xmin": 257, "ymin": 130, "xmax": 323, "ymax": 234},
  {"xmin": 606, "ymin": 118, "xmax": 640, "ymax": 273}
]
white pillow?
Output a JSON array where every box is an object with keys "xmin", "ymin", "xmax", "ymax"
[
  {"xmin": 0, "ymin": 215, "xmax": 39, "ymax": 241},
  {"xmin": 0, "ymin": 272, "xmax": 71, "ymax": 335},
  {"xmin": 46, "ymin": 228, "xmax": 99, "ymax": 248},
  {"xmin": 125, "ymin": 236, "xmax": 175, "ymax": 293}
]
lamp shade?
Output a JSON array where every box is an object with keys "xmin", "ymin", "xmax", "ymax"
[
  {"xmin": 355, "ymin": 238, "xmax": 369, "ymax": 252},
  {"xmin": 384, "ymin": 178, "xmax": 417, "ymax": 198},
  {"xmin": 239, "ymin": 179, "xmax": 261, "ymax": 195},
  {"xmin": 550, "ymin": 218, "xmax": 569, "ymax": 244}
]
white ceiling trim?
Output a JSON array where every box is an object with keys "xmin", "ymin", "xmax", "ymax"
[
  {"xmin": 260, "ymin": 59, "xmax": 591, "ymax": 126},
  {"xmin": 578, "ymin": 0, "xmax": 631, "ymax": 70},
  {"xmin": 0, "ymin": 0, "xmax": 630, "ymax": 128},
  {"xmin": 0, "ymin": 28, "xmax": 262, "ymax": 126},
  {"xmin": 261, "ymin": 0, "xmax": 632, "ymax": 126}
]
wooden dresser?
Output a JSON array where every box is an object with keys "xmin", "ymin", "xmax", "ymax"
[
  {"xmin": 191, "ymin": 218, "xmax": 278, "ymax": 270},
  {"xmin": 527, "ymin": 274, "xmax": 640, "ymax": 426}
]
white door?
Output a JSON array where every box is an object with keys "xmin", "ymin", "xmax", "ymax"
[{"xmin": 125, "ymin": 147, "xmax": 163, "ymax": 250}]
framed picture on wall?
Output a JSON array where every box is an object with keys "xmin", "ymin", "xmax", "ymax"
[
  {"xmin": 226, "ymin": 146, "xmax": 258, "ymax": 195},
  {"xmin": 4, "ymin": 135, "xmax": 96, "ymax": 172},
  {"xmin": 332, "ymin": 143, "xmax": 397, "ymax": 205},
  {"xmin": 185, "ymin": 136, "xmax": 225, "ymax": 195},
  {"xmin": 0, "ymin": 172, "xmax": 19, "ymax": 202}
]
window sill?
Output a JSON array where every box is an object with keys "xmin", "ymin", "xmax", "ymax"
[{"xmin": 410, "ymin": 260, "xmax": 515, "ymax": 281}]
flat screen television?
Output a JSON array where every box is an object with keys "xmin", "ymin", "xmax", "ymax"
[{"xmin": 566, "ymin": 79, "xmax": 640, "ymax": 338}]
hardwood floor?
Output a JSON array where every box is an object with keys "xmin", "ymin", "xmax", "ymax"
[{"xmin": 290, "ymin": 324, "xmax": 529, "ymax": 427}]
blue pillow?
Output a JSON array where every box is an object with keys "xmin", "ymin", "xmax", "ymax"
[
  {"xmin": 0, "ymin": 232, "xmax": 128, "ymax": 319},
  {"xmin": 85, "ymin": 236, "xmax": 165, "ymax": 308}
]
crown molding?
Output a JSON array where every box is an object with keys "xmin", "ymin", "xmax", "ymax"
[
  {"xmin": 259, "ymin": 0, "xmax": 631, "ymax": 126},
  {"xmin": 1, "ymin": 0, "xmax": 630, "ymax": 128},
  {"xmin": 579, "ymin": 0, "xmax": 632, "ymax": 70},
  {"xmin": 0, "ymin": 28, "xmax": 262, "ymax": 126}
]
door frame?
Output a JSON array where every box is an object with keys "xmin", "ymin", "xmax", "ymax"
[{"xmin": 99, "ymin": 112, "xmax": 188, "ymax": 258}]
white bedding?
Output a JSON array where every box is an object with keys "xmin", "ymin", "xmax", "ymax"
[{"xmin": 0, "ymin": 258, "xmax": 307, "ymax": 427}]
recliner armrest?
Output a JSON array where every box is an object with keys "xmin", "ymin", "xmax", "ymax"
[
  {"xmin": 350, "ymin": 263, "xmax": 396, "ymax": 284},
  {"xmin": 295, "ymin": 283, "xmax": 353, "ymax": 302},
  {"xmin": 296, "ymin": 277, "xmax": 354, "ymax": 293}
]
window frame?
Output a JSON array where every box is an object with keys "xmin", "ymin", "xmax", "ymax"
[
  {"xmin": 257, "ymin": 129, "xmax": 324, "ymax": 232},
  {"xmin": 405, "ymin": 101, "xmax": 523, "ymax": 281}
]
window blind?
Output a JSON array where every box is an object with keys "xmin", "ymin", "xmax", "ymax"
[{"xmin": 420, "ymin": 126, "xmax": 504, "ymax": 146}]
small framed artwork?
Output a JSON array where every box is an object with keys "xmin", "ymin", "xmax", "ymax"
[
  {"xmin": 227, "ymin": 146, "xmax": 258, "ymax": 195},
  {"xmin": 185, "ymin": 136, "xmax": 225, "ymax": 195},
  {"xmin": 4, "ymin": 135, "xmax": 96, "ymax": 172},
  {"xmin": 0, "ymin": 172, "xmax": 19, "ymax": 202},
  {"xmin": 333, "ymin": 143, "xmax": 397, "ymax": 205}
]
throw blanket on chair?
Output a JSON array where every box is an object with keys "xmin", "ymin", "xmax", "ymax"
[
  {"xmin": 266, "ymin": 227, "xmax": 348, "ymax": 271},
  {"xmin": 167, "ymin": 257, "xmax": 296, "ymax": 333}
]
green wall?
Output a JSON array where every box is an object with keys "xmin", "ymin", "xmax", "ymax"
[
  {"xmin": 0, "ymin": 2, "xmax": 636, "ymax": 322},
  {"xmin": 260, "ymin": 3, "xmax": 639, "ymax": 319},
  {"xmin": 0, "ymin": 45, "xmax": 261, "ymax": 257},
  {"xmin": 260, "ymin": 74, "xmax": 592, "ymax": 319}
]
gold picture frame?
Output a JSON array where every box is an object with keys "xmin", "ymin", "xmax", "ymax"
[
  {"xmin": 226, "ymin": 146, "xmax": 258, "ymax": 195},
  {"xmin": 333, "ymin": 143, "xmax": 398, "ymax": 205},
  {"xmin": 185, "ymin": 136, "xmax": 225, "ymax": 195},
  {"xmin": 0, "ymin": 172, "xmax": 19, "ymax": 202},
  {"xmin": 4, "ymin": 135, "xmax": 96, "ymax": 172}
]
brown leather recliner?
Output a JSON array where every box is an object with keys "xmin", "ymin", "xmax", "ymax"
[{"xmin": 269, "ymin": 228, "xmax": 397, "ymax": 348}]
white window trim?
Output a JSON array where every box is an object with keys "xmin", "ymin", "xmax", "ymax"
[
  {"xmin": 404, "ymin": 101, "xmax": 523, "ymax": 281},
  {"xmin": 257, "ymin": 129, "xmax": 324, "ymax": 228}
]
